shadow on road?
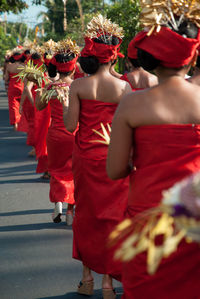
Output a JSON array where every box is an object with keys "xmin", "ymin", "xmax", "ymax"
[
  {"xmin": 37, "ymin": 287, "xmax": 123, "ymax": 298},
  {"xmin": 0, "ymin": 222, "xmax": 73, "ymax": 232}
]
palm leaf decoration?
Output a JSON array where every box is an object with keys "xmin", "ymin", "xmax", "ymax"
[
  {"xmin": 13, "ymin": 59, "xmax": 48, "ymax": 87},
  {"xmin": 37, "ymin": 83, "xmax": 69, "ymax": 104},
  {"xmin": 90, "ymin": 122, "xmax": 111, "ymax": 145}
]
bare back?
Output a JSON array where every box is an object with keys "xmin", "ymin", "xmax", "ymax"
[
  {"xmin": 127, "ymin": 68, "xmax": 158, "ymax": 89},
  {"xmin": 75, "ymin": 68, "xmax": 131, "ymax": 104},
  {"xmin": 5, "ymin": 61, "xmax": 24, "ymax": 84},
  {"xmin": 124, "ymin": 77, "xmax": 200, "ymax": 127}
]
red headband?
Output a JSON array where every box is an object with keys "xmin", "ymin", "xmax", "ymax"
[
  {"xmin": 12, "ymin": 53, "xmax": 24, "ymax": 61},
  {"xmin": 134, "ymin": 27, "xmax": 200, "ymax": 68},
  {"xmin": 81, "ymin": 37, "xmax": 122, "ymax": 63},
  {"xmin": 50, "ymin": 55, "xmax": 78, "ymax": 72}
]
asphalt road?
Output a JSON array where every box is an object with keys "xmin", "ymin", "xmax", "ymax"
[{"xmin": 0, "ymin": 79, "xmax": 122, "ymax": 299}]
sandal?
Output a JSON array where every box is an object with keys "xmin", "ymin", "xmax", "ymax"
[
  {"xmin": 77, "ymin": 280, "xmax": 94, "ymax": 296},
  {"xmin": 40, "ymin": 172, "xmax": 51, "ymax": 180},
  {"xmin": 102, "ymin": 288, "xmax": 116, "ymax": 299}
]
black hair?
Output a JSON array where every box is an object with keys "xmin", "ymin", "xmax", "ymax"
[
  {"xmin": 93, "ymin": 35, "xmax": 120, "ymax": 46},
  {"xmin": 47, "ymin": 52, "xmax": 75, "ymax": 78},
  {"xmin": 24, "ymin": 49, "xmax": 30, "ymax": 55},
  {"xmin": 138, "ymin": 20, "xmax": 199, "ymax": 71},
  {"xmin": 196, "ymin": 56, "xmax": 200, "ymax": 68},
  {"xmin": 111, "ymin": 59, "xmax": 117, "ymax": 66},
  {"xmin": 31, "ymin": 53, "xmax": 41, "ymax": 60},
  {"xmin": 9, "ymin": 52, "xmax": 26, "ymax": 63},
  {"xmin": 128, "ymin": 57, "xmax": 140, "ymax": 68},
  {"xmin": 79, "ymin": 56, "xmax": 100, "ymax": 75}
]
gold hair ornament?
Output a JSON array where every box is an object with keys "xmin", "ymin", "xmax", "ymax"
[
  {"xmin": 43, "ymin": 39, "xmax": 57, "ymax": 58},
  {"xmin": 85, "ymin": 14, "xmax": 124, "ymax": 43},
  {"xmin": 54, "ymin": 39, "xmax": 80, "ymax": 56},
  {"xmin": 140, "ymin": 0, "xmax": 200, "ymax": 35}
]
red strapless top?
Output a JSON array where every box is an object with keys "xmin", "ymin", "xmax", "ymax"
[
  {"xmin": 127, "ymin": 124, "xmax": 200, "ymax": 216},
  {"xmin": 74, "ymin": 99, "xmax": 117, "ymax": 159},
  {"xmin": 120, "ymin": 73, "xmax": 136, "ymax": 90}
]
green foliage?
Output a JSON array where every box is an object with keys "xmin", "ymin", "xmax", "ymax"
[
  {"xmin": 0, "ymin": 0, "xmax": 28, "ymax": 13},
  {"xmin": 106, "ymin": 0, "xmax": 141, "ymax": 72},
  {"xmin": 0, "ymin": 22, "xmax": 34, "ymax": 66}
]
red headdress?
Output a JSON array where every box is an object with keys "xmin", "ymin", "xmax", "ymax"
[
  {"xmin": 50, "ymin": 55, "xmax": 78, "ymax": 72},
  {"xmin": 50, "ymin": 39, "xmax": 80, "ymax": 72},
  {"xmin": 127, "ymin": 33, "xmax": 143, "ymax": 59},
  {"xmin": 81, "ymin": 14, "xmax": 124, "ymax": 63},
  {"xmin": 134, "ymin": 27, "xmax": 200, "ymax": 68},
  {"xmin": 81, "ymin": 37, "xmax": 122, "ymax": 63},
  {"xmin": 11, "ymin": 52, "xmax": 24, "ymax": 61},
  {"xmin": 136, "ymin": 0, "xmax": 200, "ymax": 68}
]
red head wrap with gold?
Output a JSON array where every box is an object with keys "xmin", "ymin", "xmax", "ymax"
[
  {"xmin": 50, "ymin": 55, "xmax": 78, "ymax": 72},
  {"xmin": 81, "ymin": 37, "xmax": 122, "ymax": 63},
  {"xmin": 134, "ymin": 27, "xmax": 200, "ymax": 68}
]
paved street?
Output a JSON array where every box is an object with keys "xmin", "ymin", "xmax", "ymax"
[{"xmin": 0, "ymin": 79, "xmax": 122, "ymax": 299}]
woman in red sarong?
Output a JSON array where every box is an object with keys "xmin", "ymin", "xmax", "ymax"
[
  {"xmin": 107, "ymin": 5, "xmax": 200, "ymax": 299},
  {"xmin": 64, "ymin": 15, "xmax": 131, "ymax": 298},
  {"xmin": 120, "ymin": 34, "xmax": 158, "ymax": 90},
  {"xmin": 35, "ymin": 39, "xmax": 79, "ymax": 225},
  {"xmin": 4, "ymin": 50, "xmax": 27, "ymax": 131},
  {"xmin": 21, "ymin": 52, "xmax": 51, "ymax": 177}
]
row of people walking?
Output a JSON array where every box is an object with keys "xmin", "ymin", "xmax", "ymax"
[{"xmin": 3, "ymin": 1, "xmax": 200, "ymax": 297}]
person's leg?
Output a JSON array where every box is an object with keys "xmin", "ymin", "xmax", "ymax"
[
  {"xmin": 52, "ymin": 202, "xmax": 62, "ymax": 223},
  {"xmin": 77, "ymin": 264, "xmax": 94, "ymax": 295},
  {"xmin": 66, "ymin": 203, "xmax": 74, "ymax": 226},
  {"xmin": 102, "ymin": 274, "xmax": 116, "ymax": 299}
]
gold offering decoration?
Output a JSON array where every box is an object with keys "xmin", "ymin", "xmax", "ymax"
[
  {"xmin": 54, "ymin": 39, "xmax": 80, "ymax": 56},
  {"xmin": 140, "ymin": 0, "xmax": 200, "ymax": 35},
  {"xmin": 43, "ymin": 39, "xmax": 57, "ymax": 59},
  {"xmin": 109, "ymin": 175, "xmax": 200, "ymax": 275},
  {"xmin": 13, "ymin": 59, "xmax": 47, "ymax": 87},
  {"xmin": 90, "ymin": 122, "xmax": 111, "ymax": 145},
  {"xmin": 38, "ymin": 83, "xmax": 70, "ymax": 104},
  {"xmin": 85, "ymin": 14, "xmax": 124, "ymax": 42}
]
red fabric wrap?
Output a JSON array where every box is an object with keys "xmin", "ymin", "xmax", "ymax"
[
  {"xmin": 50, "ymin": 55, "xmax": 78, "ymax": 72},
  {"xmin": 134, "ymin": 27, "xmax": 200, "ymax": 68},
  {"xmin": 122, "ymin": 124, "xmax": 200, "ymax": 299},
  {"xmin": 127, "ymin": 33, "xmax": 141, "ymax": 59},
  {"xmin": 81, "ymin": 37, "xmax": 122, "ymax": 63}
]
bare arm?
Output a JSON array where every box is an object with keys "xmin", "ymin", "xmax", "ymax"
[
  {"xmin": 64, "ymin": 81, "xmax": 80, "ymax": 133},
  {"xmin": 35, "ymin": 88, "xmax": 48, "ymax": 111},
  {"xmin": 107, "ymin": 97, "xmax": 133, "ymax": 180}
]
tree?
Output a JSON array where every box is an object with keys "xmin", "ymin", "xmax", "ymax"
[
  {"xmin": 105, "ymin": 0, "xmax": 141, "ymax": 72},
  {"xmin": 0, "ymin": 0, "xmax": 28, "ymax": 13}
]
